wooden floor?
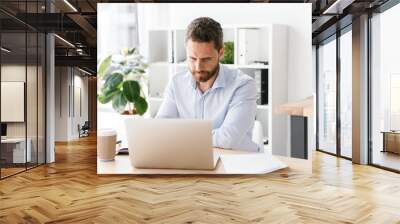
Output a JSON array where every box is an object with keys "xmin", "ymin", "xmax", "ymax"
[
  {"xmin": 1, "ymin": 163, "xmax": 44, "ymax": 178},
  {"xmin": 372, "ymin": 150, "xmax": 400, "ymax": 171},
  {"xmin": 0, "ymin": 167, "xmax": 26, "ymax": 178},
  {"xmin": 1, "ymin": 135, "xmax": 400, "ymax": 223}
]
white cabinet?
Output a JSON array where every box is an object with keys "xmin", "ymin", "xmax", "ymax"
[
  {"xmin": 1, "ymin": 138, "xmax": 32, "ymax": 163},
  {"xmin": 238, "ymin": 28, "xmax": 260, "ymax": 65},
  {"xmin": 174, "ymin": 29, "xmax": 186, "ymax": 64},
  {"xmin": 148, "ymin": 30, "xmax": 173, "ymax": 63}
]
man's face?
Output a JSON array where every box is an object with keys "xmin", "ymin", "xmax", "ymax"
[{"xmin": 186, "ymin": 39, "xmax": 224, "ymax": 83}]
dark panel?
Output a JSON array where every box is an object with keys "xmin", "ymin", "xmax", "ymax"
[
  {"xmin": 15, "ymin": 13, "xmax": 82, "ymax": 32},
  {"xmin": 291, "ymin": 116, "xmax": 308, "ymax": 159},
  {"xmin": 261, "ymin": 69, "xmax": 268, "ymax": 105},
  {"xmin": 55, "ymin": 55, "xmax": 96, "ymax": 72},
  {"xmin": 313, "ymin": 14, "xmax": 352, "ymax": 44}
]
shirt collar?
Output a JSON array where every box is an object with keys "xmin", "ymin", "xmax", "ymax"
[{"xmin": 189, "ymin": 64, "xmax": 227, "ymax": 90}]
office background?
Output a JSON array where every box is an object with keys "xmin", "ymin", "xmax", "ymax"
[
  {"xmin": 314, "ymin": 2, "xmax": 400, "ymax": 171},
  {"xmin": 97, "ymin": 3, "xmax": 314, "ymax": 159},
  {"xmin": 1, "ymin": 1, "xmax": 400, "ymax": 222}
]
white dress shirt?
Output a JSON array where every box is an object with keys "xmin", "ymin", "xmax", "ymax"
[{"xmin": 156, "ymin": 64, "xmax": 259, "ymax": 152}]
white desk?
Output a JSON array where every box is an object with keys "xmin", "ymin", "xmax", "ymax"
[
  {"xmin": 1, "ymin": 138, "xmax": 31, "ymax": 163},
  {"xmin": 97, "ymin": 148, "xmax": 311, "ymax": 175}
]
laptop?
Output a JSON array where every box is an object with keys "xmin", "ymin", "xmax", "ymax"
[{"xmin": 124, "ymin": 118, "xmax": 219, "ymax": 170}]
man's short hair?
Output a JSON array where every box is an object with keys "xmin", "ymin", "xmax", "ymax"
[{"xmin": 185, "ymin": 17, "xmax": 223, "ymax": 51}]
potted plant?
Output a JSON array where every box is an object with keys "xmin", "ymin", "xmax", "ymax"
[{"xmin": 97, "ymin": 48, "xmax": 149, "ymax": 115}]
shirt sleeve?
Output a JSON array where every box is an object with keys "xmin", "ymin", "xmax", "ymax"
[
  {"xmin": 155, "ymin": 79, "xmax": 179, "ymax": 118},
  {"xmin": 212, "ymin": 78, "xmax": 257, "ymax": 150}
]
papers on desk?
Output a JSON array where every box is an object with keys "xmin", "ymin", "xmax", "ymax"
[{"xmin": 219, "ymin": 153, "xmax": 287, "ymax": 174}]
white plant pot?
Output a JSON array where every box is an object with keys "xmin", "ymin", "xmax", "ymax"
[
  {"xmin": 98, "ymin": 103, "xmax": 151, "ymax": 149},
  {"xmin": 118, "ymin": 114, "xmax": 143, "ymax": 149}
]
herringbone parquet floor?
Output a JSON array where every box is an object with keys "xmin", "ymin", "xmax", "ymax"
[{"xmin": 1, "ymin": 135, "xmax": 400, "ymax": 224}]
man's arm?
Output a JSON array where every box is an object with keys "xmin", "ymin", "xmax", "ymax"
[
  {"xmin": 212, "ymin": 79, "xmax": 257, "ymax": 150},
  {"xmin": 155, "ymin": 79, "xmax": 179, "ymax": 118}
]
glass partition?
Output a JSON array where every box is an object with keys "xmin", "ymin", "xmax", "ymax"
[
  {"xmin": 370, "ymin": 3, "xmax": 400, "ymax": 171},
  {"xmin": 1, "ymin": 30, "xmax": 28, "ymax": 178},
  {"xmin": 317, "ymin": 36, "xmax": 337, "ymax": 155},
  {"xmin": 339, "ymin": 29, "xmax": 352, "ymax": 158},
  {"xmin": 0, "ymin": 1, "xmax": 46, "ymax": 179}
]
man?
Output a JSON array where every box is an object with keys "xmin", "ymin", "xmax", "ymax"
[{"xmin": 156, "ymin": 17, "xmax": 259, "ymax": 152}]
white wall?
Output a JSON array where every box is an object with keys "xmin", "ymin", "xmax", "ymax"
[
  {"xmin": 55, "ymin": 67, "xmax": 68, "ymax": 141},
  {"xmin": 98, "ymin": 3, "xmax": 140, "ymax": 60},
  {"xmin": 54, "ymin": 67, "xmax": 89, "ymax": 141},
  {"xmin": 137, "ymin": 4, "xmax": 171, "ymax": 55},
  {"xmin": 73, "ymin": 74, "xmax": 89, "ymax": 137}
]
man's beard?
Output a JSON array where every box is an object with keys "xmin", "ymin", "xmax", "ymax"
[{"xmin": 191, "ymin": 63, "xmax": 220, "ymax": 83}]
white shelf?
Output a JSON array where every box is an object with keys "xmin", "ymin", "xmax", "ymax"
[
  {"xmin": 257, "ymin": 105, "xmax": 269, "ymax": 110},
  {"xmin": 149, "ymin": 26, "xmax": 271, "ymax": 68},
  {"xmin": 173, "ymin": 63, "xmax": 268, "ymax": 70},
  {"xmin": 236, "ymin": 27, "xmax": 269, "ymax": 65},
  {"xmin": 223, "ymin": 28, "xmax": 235, "ymax": 42},
  {"xmin": 149, "ymin": 96, "xmax": 163, "ymax": 100},
  {"xmin": 150, "ymin": 61, "xmax": 172, "ymax": 65},
  {"xmin": 231, "ymin": 64, "xmax": 269, "ymax": 69},
  {"xmin": 175, "ymin": 62, "xmax": 187, "ymax": 67},
  {"xmin": 172, "ymin": 28, "xmax": 236, "ymax": 64}
]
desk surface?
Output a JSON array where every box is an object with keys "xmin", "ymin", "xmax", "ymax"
[
  {"xmin": 97, "ymin": 148, "xmax": 311, "ymax": 175},
  {"xmin": 277, "ymin": 96, "xmax": 314, "ymax": 117},
  {"xmin": 1, "ymin": 137, "xmax": 28, "ymax": 143},
  {"xmin": 381, "ymin": 131, "xmax": 400, "ymax": 134}
]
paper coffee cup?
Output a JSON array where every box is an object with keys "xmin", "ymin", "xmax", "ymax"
[{"xmin": 98, "ymin": 128, "xmax": 117, "ymax": 161}]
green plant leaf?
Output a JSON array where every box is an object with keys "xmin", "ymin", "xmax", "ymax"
[
  {"xmin": 122, "ymin": 80, "xmax": 140, "ymax": 102},
  {"xmin": 138, "ymin": 63, "xmax": 148, "ymax": 70},
  {"xmin": 98, "ymin": 87, "xmax": 121, "ymax": 104},
  {"xmin": 112, "ymin": 92, "xmax": 127, "ymax": 113},
  {"xmin": 105, "ymin": 88, "xmax": 120, "ymax": 99},
  {"xmin": 98, "ymin": 55, "xmax": 111, "ymax": 78},
  {"xmin": 220, "ymin": 41, "xmax": 234, "ymax": 64},
  {"xmin": 128, "ymin": 48, "xmax": 136, "ymax": 55},
  {"xmin": 122, "ymin": 68, "xmax": 133, "ymax": 75},
  {"xmin": 104, "ymin": 72, "xmax": 123, "ymax": 90},
  {"xmin": 134, "ymin": 68, "xmax": 146, "ymax": 74},
  {"xmin": 98, "ymin": 94, "xmax": 109, "ymax": 104},
  {"xmin": 134, "ymin": 96, "xmax": 148, "ymax": 115}
]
